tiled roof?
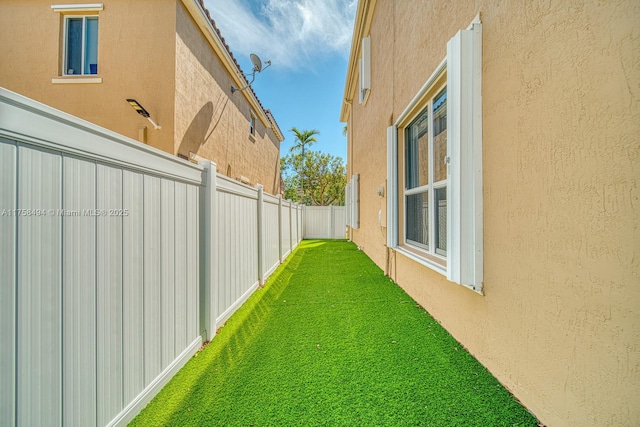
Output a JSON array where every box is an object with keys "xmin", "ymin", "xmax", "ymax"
[{"xmin": 265, "ymin": 109, "xmax": 284, "ymax": 141}]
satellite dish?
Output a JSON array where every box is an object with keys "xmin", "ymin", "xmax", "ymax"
[
  {"xmin": 250, "ymin": 53, "xmax": 263, "ymax": 73},
  {"xmin": 231, "ymin": 53, "xmax": 272, "ymax": 94}
]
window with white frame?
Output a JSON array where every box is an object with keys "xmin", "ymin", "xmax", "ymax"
[
  {"xmin": 404, "ymin": 87, "xmax": 448, "ymax": 257},
  {"xmin": 387, "ymin": 20, "xmax": 483, "ymax": 292},
  {"xmin": 250, "ymin": 112, "xmax": 256, "ymax": 136},
  {"xmin": 63, "ymin": 15, "xmax": 99, "ymax": 75}
]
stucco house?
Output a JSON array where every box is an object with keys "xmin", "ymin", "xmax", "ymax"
[
  {"xmin": 341, "ymin": 1, "xmax": 639, "ymax": 426},
  {"xmin": 0, "ymin": 0, "xmax": 284, "ymax": 195}
]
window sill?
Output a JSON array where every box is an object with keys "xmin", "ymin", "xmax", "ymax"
[
  {"xmin": 52, "ymin": 77, "xmax": 102, "ymax": 84},
  {"xmin": 395, "ymin": 245, "xmax": 447, "ymax": 277},
  {"xmin": 248, "ymin": 134, "xmax": 256, "ymax": 143}
]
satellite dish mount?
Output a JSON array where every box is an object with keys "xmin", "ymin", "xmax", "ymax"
[{"xmin": 231, "ymin": 53, "xmax": 271, "ymax": 94}]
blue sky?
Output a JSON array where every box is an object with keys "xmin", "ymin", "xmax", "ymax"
[{"xmin": 204, "ymin": 0, "xmax": 357, "ymax": 162}]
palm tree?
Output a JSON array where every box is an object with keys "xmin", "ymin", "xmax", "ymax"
[{"xmin": 289, "ymin": 127, "xmax": 320, "ymax": 202}]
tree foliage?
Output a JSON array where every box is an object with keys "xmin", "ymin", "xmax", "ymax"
[
  {"xmin": 289, "ymin": 127, "xmax": 320, "ymax": 153},
  {"xmin": 281, "ymin": 150, "xmax": 346, "ymax": 206}
]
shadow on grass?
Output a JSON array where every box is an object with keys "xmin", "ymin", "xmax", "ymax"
[{"xmin": 129, "ymin": 242, "xmax": 309, "ymax": 426}]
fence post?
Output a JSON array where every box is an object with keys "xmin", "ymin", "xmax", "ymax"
[
  {"xmin": 300, "ymin": 204, "xmax": 303, "ymax": 242},
  {"xmin": 278, "ymin": 195, "xmax": 283, "ymax": 263},
  {"xmin": 289, "ymin": 201, "xmax": 293, "ymax": 252},
  {"xmin": 294, "ymin": 204, "xmax": 298, "ymax": 244},
  {"xmin": 199, "ymin": 160, "xmax": 217, "ymax": 342},
  {"xmin": 256, "ymin": 184, "xmax": 264, "ymax": 285}
]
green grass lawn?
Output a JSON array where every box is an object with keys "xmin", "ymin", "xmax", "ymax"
[{"xmin": 130, "ymin": 240, "xmax": 538, "ymax": 426}]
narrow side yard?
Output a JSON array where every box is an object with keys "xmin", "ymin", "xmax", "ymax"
[{"xmin": 131, "ymin": 240, "xmax": 538, "ymax": 426}]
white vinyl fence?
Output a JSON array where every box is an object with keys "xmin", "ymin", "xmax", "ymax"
[
  {"xmin": 0, "ymin": 88, "xmax": 302, "ymax": 427},
  {"xmin": 303, "ymin": 205, "xmax": 346, "ymax": 239}
]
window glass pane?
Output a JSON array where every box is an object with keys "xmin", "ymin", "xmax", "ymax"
[
  {"xmin": 434, "ymin": 187, "xmax": 447, "ymax": 255},
  {"xmin": 405, "ymin": 110, "xmax": 429, "ymax": 189},
  {"xmin": 84, "ymin": 17, "xmax": 98, "ymax": 74},
  {"xmin": 433, "ymin": 88, "xmax": 447, "ymax": 183},
  {"xmin": 66, "ymin": 18, "xmax": 83, "ymax": 75},
  {"xmin": 406, "ymin": 192, "xmax": 429, "ymax": 247}
]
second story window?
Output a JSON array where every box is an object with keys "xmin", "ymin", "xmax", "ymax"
[
  {"xmin": 250, "ymin": 112, "xmax": 256, "ymax": 136},
  {"xmin": 64, "ymin": 16, "xmax": 99, "ymax": 75}
]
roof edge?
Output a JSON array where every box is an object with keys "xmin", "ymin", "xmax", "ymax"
[
  {"xmin": 181, "ymin": 0, "xmax": 284, "ymax": 142},
  {"xmin": 340, "ymin": 0, "xmax": 377, "ymax": 122}
]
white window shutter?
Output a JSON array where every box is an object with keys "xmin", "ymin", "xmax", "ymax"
[
  {"xmin": 359, "ymin": 36, "xmax": 371, "ymax": 104},
  {"xmin": 346, "ymin": 174, "xmax": 359, "ymax": 229},
  {"xmin": 345, "ymin": 180, "xmax": 351, "ymax": 227},
  {"xmin": 387, "ymin": 125, "xmax": 398, "ymax": 248},
  {"xmin": 446, "ymin": 22, "xmax": 483, "ymax": 291},
  {"xmin": 362, "ymin": 36, "xmax": 371, "ymax": 90},
  {"xmin": 352, "ymin": 173, "xmax": 360, "ymax": 229}
]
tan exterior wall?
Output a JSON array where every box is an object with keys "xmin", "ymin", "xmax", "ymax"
[
  {"xmin": 0, "ymin": 0, "xmax": 281, "ymax": 194},
  {"xmin": 174, "ymin": 2, "xmax": 281, "ymax": 195},
  {"xmin": 345, "ymin": 1, "xmax": 640, "ymax": 426},
  {"xmin": 0, "ymin": 0, "xmax": 177, "ymax": 154}
]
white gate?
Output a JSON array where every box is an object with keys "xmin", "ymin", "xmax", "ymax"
[{"xmin": 303, "ymin": 205, "xmax": 347, "ymax": 239}]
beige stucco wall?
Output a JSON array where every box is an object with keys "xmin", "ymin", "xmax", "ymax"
[
  {"xmin": 0, "ymin": 1, "xmax": 281, "ymax": 193},
  {"xmin": 174, "ymin": 2, "xmax": 281, "ymax": 195},
  {"xmin": 0, "ymin": 0, "xmax": 177, "ymax": 154},
  {"xmin": 345, "ymin": 1, "xmax": 640, "ymax": 426}
]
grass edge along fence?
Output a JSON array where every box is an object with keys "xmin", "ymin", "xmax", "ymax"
[{"xmin": 131, "ymin": 240, "xmax": 539, "ymax": 427}]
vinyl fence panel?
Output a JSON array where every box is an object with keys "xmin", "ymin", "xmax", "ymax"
[
  {"xmin": 63, "ymin": 155, "xmax": 97, "ymax": 427},
  {"xmin": 0, "ymin": 88, "xmax": 302, "ymax": 427},
  {"xmin": 122, "ymin": 170, "xmax": 145, "ymax": 405},
  {"xmin": 263, "ymin": 193, "xmax": 281, "ymax": 276},
  {"xmin": 0, "ymin": 140, "xmax": 16, "ymax": 427},
  {"xmin": 281, "ymin": 199, "xmax": 292, "ymax": 258},
  {"xmin": 215, "ymin": 175, "xmax": 260, "ymax": 326},
  {"xmin": 0, "ymin": 89, "xmax": 203, "ymax": 427},
  {"xmin": 186, "ymin": 185, "xmax": 200, "ymax": 342},
  {"xmin": 143, "ymin": 174, "xmax": 163, "ymax": 386},
  {"xmin": 161, "ymin": 179, "xmax": 176, "ymax": 370},
  {"xmin": 304, "ymin": 206, "xmax": 328, "ymax": 238},
  {"xmin": 174, "ymin": 182, "xmax": 188, "ymax": 354},
  {"xmin": 294, "ymin": 204, "xmax": 303, "ymax": 245},
  {"xmin": 97, "ymin": 164, "xmax": 125, "ymax": 426},
  {"xmin": 303, "ymin": 206, "xmax": 347, "ymax": 239},
  {"xmin": 18, "ymin": 145, "xmax": 63, "ymax": 427},
  {"xmin": 332, "ymin": 207, "xmax": 347, "ymax": 239}
]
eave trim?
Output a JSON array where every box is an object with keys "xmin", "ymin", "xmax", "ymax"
[{"xmin": 340, "ymin": 0, "xmax": 376, "ymax": 122}]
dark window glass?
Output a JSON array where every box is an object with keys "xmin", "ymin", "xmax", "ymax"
[
  {"xmin": 66, "ymin": 18, "xmax": 82, "ymax": 75},
  {"xmin": 405, "ymin": 110, "xmax": 429, "ymax": 189},
  {"xmin": 434, "ymin": 187, "xmax": 447, "ymax": 255},
  {"xmin": 406, "ymin": 192, "xmax": 429, "ymax": 247}
]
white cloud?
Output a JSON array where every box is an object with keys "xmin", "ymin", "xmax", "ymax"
[{"xmin": 204, "ymin": 0, "xmax": 357, "ymax": 71}]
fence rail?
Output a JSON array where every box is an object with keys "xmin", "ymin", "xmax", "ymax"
[{"xmin": 0, "ymin": 88, "xmax": 303, "ymax": 427}]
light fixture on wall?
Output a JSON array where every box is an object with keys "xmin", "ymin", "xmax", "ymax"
[
  {"xmin": 126, "ymin": 99, "xmax": 161, "ymax": 130},
  {"xmin": 231, "ymin": 53, "xmax": 272, "ymax": 94}
]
